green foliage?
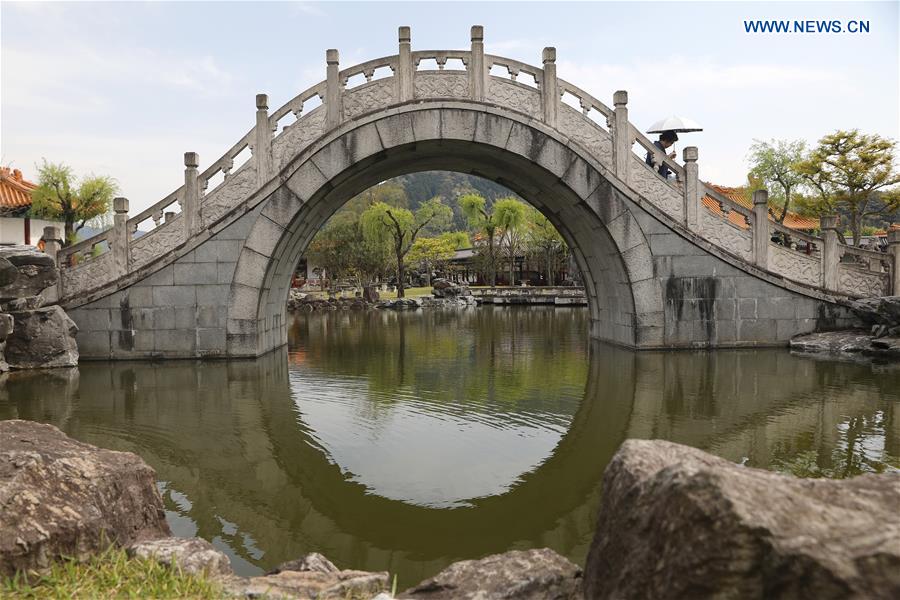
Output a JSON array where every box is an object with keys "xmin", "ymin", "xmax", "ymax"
[
  {"xmin": 524, "ymin": 206, "xmax": 568, "ymax": 285},
  {"xmin": 458, "ymin": 193, "xmax": 500, "ymax": 285},
  {"xmin": 361, "ymin": 198, "xmax": 452, "ymax": 296},
  {"xmin": 747, "ymin": 138, "xmax": 806, "ymax": 223},
  {"xmin": 493, "ymin": 198, "xmax": 528, "ymax": 284},
  {"xmin": 795, "ymin": 129, "xmax": 900, "ymax": 245},
  {"xmin": 1, "ymin": 544, "xmax": 222, "ymax": 599},
  {"xmin": 306, "ymin": 210, "xmax": 391, "ymax": 286},
  {"xmin": 30, "ymin": 160, "xmax": 118, "ymax": 246}
]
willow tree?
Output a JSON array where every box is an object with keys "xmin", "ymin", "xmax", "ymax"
[
  {"xmin": 361, "ymin": 198, "xmax": 452, "ymax": 297},
  {"xmin": 747, "ymin": 138, "xmax": 806, "ymax": 223},
  {"xmin": 525, "ymin": 206, "xmax": 567, "ymax": 285},
  {"xmin": 494, "ymin": 198, "xmax": 527, "ymax": 285},
  {"xmin": 458, "ymin": 193, "xmax": 500, "ymax": 285},
  {"xmin": 30, "ymin": 160, "xmax": 118, "ymax": 246}
]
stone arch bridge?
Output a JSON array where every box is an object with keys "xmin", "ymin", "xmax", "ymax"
[{"xmin": 49, "ymin": 26, "xmax": 899, "ymax": 359}]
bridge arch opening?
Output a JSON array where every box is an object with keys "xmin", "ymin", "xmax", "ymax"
[{"xmin": 229, "ymin": 106, "xmax": 662, "ymax": 356}]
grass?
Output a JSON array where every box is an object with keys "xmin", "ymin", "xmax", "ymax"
[
  {"xmin": 0, "ymin": 545, "xmax": 223, "ymax": 599},
  {"xmin": 380, "ymin": 286, "xmax": 433, "ymax": 299}
]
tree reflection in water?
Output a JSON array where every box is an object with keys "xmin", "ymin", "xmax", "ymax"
[{"xmin": 1, "ymin": 306, "xmax": 898, "ymax": 587}]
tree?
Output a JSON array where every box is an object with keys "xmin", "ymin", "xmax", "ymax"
[
  {"xmin": 306, "ymin": 211, "xmax": 391, "ymax": 289},
  {"xmin": 524, "ymin": 206, "xmax": 568, "ymax": 285},
  {"xmin": 458, "ymin": 193, "xmax": 501, "ymax": 285},
  {"xmin": 30, "ymin": 160, "xmax": 118, "ymax": 246},
  {"xmin": 747, "ymin": 139, "xmax": 806, "ymax": 223},
  {"xmin": 360, "ymin": 198, "xmax": 452, "ymax": 297},
  {"xmin": 493, "ymin": 198, "xmax": 527, "ymax": 285},
  {"xmin": 795, "ymin": 130, "xmax": 900, "ymax": 246},
  {"xmin": 408, "ymin": 236, "xmax": 457, "ymax": 287}
]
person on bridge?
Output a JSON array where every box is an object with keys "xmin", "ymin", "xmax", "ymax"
[{"xmin": 645, "ymin": 130, "xmax": 678, "ymax": 179}]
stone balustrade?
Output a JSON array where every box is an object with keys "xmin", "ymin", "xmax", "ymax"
[{"xmin": 56, "ymin": 25, "xmax": 899, "ymax": 302}]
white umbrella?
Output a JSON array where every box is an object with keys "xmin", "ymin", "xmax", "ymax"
[{"xmin": 647, "ymin": 115, "xmax": 703, "ymax": 134}]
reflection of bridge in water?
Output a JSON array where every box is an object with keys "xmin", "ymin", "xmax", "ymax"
[
  {"xmin": 1, "ymin": 334, "xmax": 897, "ymax": 585},
  {"xmin": 44, "ymin": 26, "xmax": 898, "ymax": 359}
]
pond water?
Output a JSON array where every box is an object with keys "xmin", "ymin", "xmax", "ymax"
[{"xmin": 2, "ymin": 306, "xmax": 898, "ymax": 587}]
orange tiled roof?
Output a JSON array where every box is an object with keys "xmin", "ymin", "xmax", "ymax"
[
  {"xmin": 0, "ymin": 167, "xmax": 37, "ymax": 210},
  {"xmin": 872, "ymin": 224, "xmax": 900, "ymax": 236},
  {"xmin": 703, "ymin": 184, "xmax": 819, "ymax": 231}
]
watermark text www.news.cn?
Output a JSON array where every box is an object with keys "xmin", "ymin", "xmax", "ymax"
[{"xmin": 744, "ymin": 19, "xmax": 870, "ymax": 34}]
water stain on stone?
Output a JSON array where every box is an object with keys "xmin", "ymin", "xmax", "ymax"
[{"xmin": 118, "ymin": 295, "xmax": 134, "ymax": 351}]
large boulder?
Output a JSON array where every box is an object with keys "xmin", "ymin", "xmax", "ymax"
[
  {"xmin": 400, "ymin": 549, "xmax": 582, "ymax": 599},
  {"xmin": 584, "ymin": 439, "xmax": 900, "ymax": 600},
  {"xmin": 224, "ymin": 552, "xmax": 388, "ymax": 599},
  {"xmin": 0, "ymin": 313, "xmax": 13, "ymax": 372},
  {"xmin": 0, "ymin": 245, "xmax": 58, "ymax": 301},
  {"xmin": 0, "ymin": 420, "xmax": 171, "ymax": 576},
  {"xmin": 848, "ymin": 296, "xmax": 900, "ymax": 328},
  {"xmin": 5, "ymin": 305, "xmax": 79, "ymax": 368}
]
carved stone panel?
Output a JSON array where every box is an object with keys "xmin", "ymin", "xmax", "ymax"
[
  {"xmin": 838, "ymin": 265, "xmax": 888, "ymax": 297},
  {"xmin": 343, "ymin": 79, "xmax": 395, "ymax": 120},
  {"xmin": 202, "ymin": 163, "xmax": 259, "ymax": 227},
  {"xmin": 558, "ymin": 104, "xmax": 613, "ymax": 170},
  {"xmin": 768, "ymin": 244, "xmax": 822, "ymax": 287},
  {"xmin": 698, "ymin": 210, "xmax": 753, "ymax": 261},
  {"xmin": 414, "ymin": 72, "xmax": 469, "ymax": 100},
  {"xmin": 272, "ymin": 109, "xmax": 327, "ymax": 171},
  {"xmin": 628, "ymin": 155, "xmax": 684, "ymax": 222},
  {"xmin": 61, "ymin": 252, "xmax": 113, "ymax": 298},
  {"xmin": 130, "ymin": 214, "xmax": 185, "ymax": 270},
  {"xmin": 485, "ymin": 78, "xmax": 540, "ymax": 118}
]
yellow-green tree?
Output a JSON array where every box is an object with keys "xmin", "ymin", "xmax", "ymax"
[
  {"xmin": 524, "ymin": 206, "xmax": 568, "ymax": 285},
  {"xmin": 458, "ymin": 193, "xmax": 504, "ymax": 285},
  {"xmin": 361, "ymin": 198, "xmax": 452, "ymax": 297},
  {"xmin": 795, "ymin": 130, "xmax": 900, "ymax": 246},
  {"xmin": 494, "ymin": 198, "xmax": 527, "ymax": 285},
  {"xmin": 30, "ymin": 160, "xmax": 118, "ymax": 246}
]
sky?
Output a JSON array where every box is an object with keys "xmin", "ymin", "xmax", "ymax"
[{"xmin": 2, "ymin": 1, "xmax": 898, "ymax": 215}]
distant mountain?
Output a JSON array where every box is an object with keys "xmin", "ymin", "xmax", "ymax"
[{"xmin": 393, "ymin": 171, "xmax": 520, "ymax": 230}]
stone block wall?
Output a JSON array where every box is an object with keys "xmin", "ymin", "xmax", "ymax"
[{"xmin": 69, "ymin": 208, "xmax": 260, "ymax": 359}]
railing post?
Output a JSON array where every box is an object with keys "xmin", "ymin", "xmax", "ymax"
[
  {"xmin": 469, "ymin": 25, "xmax": 485, "ymax": 101},
  {"xmin": 752, "ymin": 189, "xmax": 770, "ymax": 269},
  {"xmin": 888, "ymin": 229, "xmax": 900, "ymax": 295},
  {"xmin": 255, "ymin": 94, "xmax": 272, "ymax": 185},
  {"xmin": 397, "ymin": 26, "xmax": 413, "ymax": 102},
  {"xmin": 613, "ymin": 90, "xmax": 630, "ymax": 182},
  {"xmin": 541, "ymin": 47, "xmax": 558, "ymax": 128},
  {"xmin": 42, "ymin": 226, "xmax": 61, "ymax": 303},
  {"xmin": 111, "ymin": 197, "xmax": 130, "ymax": 278},
  {"xmin": 183, "ymin": 152, "xmax": 200, "ymax": 240},
  {"xmin": 683, "ymin": 147, "xmax": 700, "ymax": 231},
  {"xmin": 325, "ymin": 49, "xmax": 342, "ymax": 129},
  {"xmin": 820, "ymin": 215, "xmax": 840, "ymax": 291}
]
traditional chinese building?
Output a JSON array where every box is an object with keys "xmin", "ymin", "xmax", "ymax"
[{"xmin": 0, "ymin": 167, "xmax": 63, "ymax": 246}]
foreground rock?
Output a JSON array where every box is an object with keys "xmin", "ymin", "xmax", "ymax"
[
  {"xmin": 0, "ymin": 245, "xmax": 58, "ymax": 302},
  {"xmin": 4, "ymin": 305, "xmax": 79, "ymax": 368},
  {"xmin": 584, "ymin": 439, "xmax": 900, "ymax": 599},
  {"xmin": 128, "ymin": 537, "xmax": 231, "ymax": 577},
  {"xmin": 224, "ymin": 552, "xmax": 388, "ymax": 599},
  {"xmin": 0, "ymin": 420, "xmax": 170, "ymax": 576},
  {"xmin": 791, "ymin": 330, "xmax": 900, "ymax": 362},
  {"xmin": 400, "ymin": 549, "xmax": 582, "ymax": 599}
]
